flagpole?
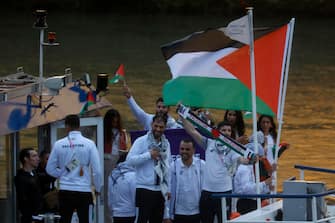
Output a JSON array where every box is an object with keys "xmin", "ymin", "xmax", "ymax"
[
  {"xmin": 122, "ymin": 77, "xmax": 127, "ymax": 86},
  {"xmin": 274, "ymin": 18, "xmax": 295, "ymax": 193},
  {"xmin": 247, "ymin": 7, "xmax": 261, "ymax": 210}
]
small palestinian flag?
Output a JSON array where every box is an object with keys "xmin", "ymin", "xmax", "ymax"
[
  {"xmin": 80, "ymin": 91, "xmax": 96, "ymax": 114},
  {"xmin": 110, "ymin": 64, "xmax": 125, "ymax": 84}
]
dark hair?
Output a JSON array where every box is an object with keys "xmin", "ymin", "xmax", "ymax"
[
  {"xmin": 152, "ymin": 113, "xmax": 168, "ymax": 125},
  {"xmin": 65, "ymin": 114, "xmax": 80, "ymax": 129},
  {"xmin": 180, "ymin": 138, "xmax": 195, "ymax": 149},
  {"xmin": 217, "ymin": 120, "xmax": 236, "ymax": 139},
  {"xmin": 257, "ymin": 115, "xmax": 277, "ymax": 142},
  {"xmin": 156, "ymin": 97, "xmax": 164, "ymax": 104},
  {"xmin": 223, "ymin": 110, "xmax": 245, "ymax": 136},
  {"xmin": 19, "ymin": 148, "xmax": 35, "ymax": 165},
  {"xmin": 104, "ymin": 109, "xmax": 123, "ymax": 144},
  {"xmin": 39, "ymin": 150, "xmax": 50, "ymax": 158}
]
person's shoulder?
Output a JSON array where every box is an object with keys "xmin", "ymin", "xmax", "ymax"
[
  {"xmin": 15, "ymin": 169, "xmax": 30, "ymax": 183},
  {"xmin": 133, "ymin": 134, "xmax": 148, "ymax": 143},
  {"xmin": 193, "ymin": 157, "xmax": 205, "ymax": 166},
  {"xmin": 80, "ymin": 135, "xmax": 96, "ymax": 145},
  {"xmin": 54, "ymin": 136, "xmax": 68, "ymax": 144}
]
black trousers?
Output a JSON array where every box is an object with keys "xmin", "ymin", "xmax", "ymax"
[
  {"xmin": 135, "ymin": 188, "xmax": 164, "ymax": 223},
  {"xmin": 237, "ymin": 198, "xmax": 257, "ymax": 215},
  {"xmin": 113, "ymin": 216, "xmax": 136, "ymax": 223},
  {"xmin": 173, "ymin": 214, "xmax": 200, "ymax": 223},
  {"xmin": 58, "ymin": 190, "xmax": 93, "ymax": 223},
  {"xmin": 199, "ymin": 190, "xmax": 232, "ymax": 223}
]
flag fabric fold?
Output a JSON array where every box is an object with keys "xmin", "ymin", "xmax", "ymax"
[
  {"xmin": 221, "ymin": 15, "xmax": 250, "ymax": 45},
  {"xmin": 110, "ymin": 64, "xmax": 125, "ymax": 84},
  {"xmin": 161, "ymin": 21, "xmax": 291, "ymax": 117}
]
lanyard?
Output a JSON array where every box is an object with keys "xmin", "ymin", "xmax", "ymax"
[{"xmin": 68, "ymin": 135, "xmax": 74, "ymax": 149}]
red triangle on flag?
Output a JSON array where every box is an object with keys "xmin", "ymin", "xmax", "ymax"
[
  {"xmin": 217, "ymin": 25, "xmax": 288, "ymax": 116},
  {"xmin": 87, "ymin": 91, "xmax": 96, "ymax": 104},
  {"xmin": 116, "ymin": 64, "xmax": 125, "ymax": 77},
  {"xmin": 211, "ymin": 129, "xmax": 220, "ymax": 138}
]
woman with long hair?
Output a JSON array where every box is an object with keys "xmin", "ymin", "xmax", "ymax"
[
  {"xmin": 103, "ymin": 108, "xmax": 129, "ymax": 222},
  {"xmin": 224, "ymin": 110, "xmax": 248, "ymax": 144},
  {"xmin": 257, "ymin": 115, "xmax": 277, "ymax": 165},
  {"xmin": 104, "ymin": 108, "xmax": 128, "ymax": 170}
]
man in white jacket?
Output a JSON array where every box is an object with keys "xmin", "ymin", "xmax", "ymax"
[
  {"xmin": 164, "ymin": 139, "xmax": 205, "ymax": 223},
  {"xmin": 233, "ymin": 143, "xmax": 273, "ymax": 215},
  {"xmin": 46, "ymin": 114, "xmax": 102, "ymax": 223},
  {"xmin": 123, "ymin": 84, "xmax": 178, "ymax": 130},
  {"xmin": 126, "ymin": 113, "xmax": 171, "ymax": 223}
]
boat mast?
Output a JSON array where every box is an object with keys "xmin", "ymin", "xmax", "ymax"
[{"xmin": 33, "ymin": 9, "xmax": 60, "ymax": 95}]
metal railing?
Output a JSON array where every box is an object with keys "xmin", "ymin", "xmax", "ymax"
[
  {"xmin": 294, "ymin": 164, "xmax": 335, "ymax": 180},
  {"xmin": 213, "ymin": 165, "xmax": 335, "ymax": 223}
]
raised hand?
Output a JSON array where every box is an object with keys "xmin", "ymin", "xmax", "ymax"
[
  {"xmin": 150, "ymin": 148, "xmax": 161, "ymax": 160},
  {"xmin": 123, "ymin": 84, "xmax": 131, "ymax": 99}
]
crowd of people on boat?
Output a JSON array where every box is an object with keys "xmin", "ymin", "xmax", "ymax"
[{"xmin": 14, "ymin": 83, "xmax": 280, "ymax": 223}]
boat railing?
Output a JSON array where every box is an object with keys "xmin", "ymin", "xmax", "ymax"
[
  {"xmin": 294, "ymin": 164, "xmax": 335, "ymax": 180},
  {"xmin": 213, "ymin": 189, "xmax": 335, "ymax": 223},
  {"xmin": 214, "ymin": 164, "xmax": 335, "ymax": 223}
]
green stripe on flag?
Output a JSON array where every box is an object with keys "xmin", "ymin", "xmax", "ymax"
[
  {"xmin": 163, "ymin": 76, "xmax": 274, "ymax": 116},
  {"xmin": 109, "ymin": 75, "xmax": 124, "ymax": 84}
]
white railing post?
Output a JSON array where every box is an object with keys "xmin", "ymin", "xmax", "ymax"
[
  {"xmin": 299, "ymin": 169, "xmax": 305, "ymax": 180},
  {"xmin": 221, "ymin": 197, "xmax": 228, "ymax": 223},
  {"xmin": 312, "ymin": 196, "xmax": 317, "ymax": 223}
]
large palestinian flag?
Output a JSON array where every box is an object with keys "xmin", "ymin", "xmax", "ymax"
[{"xmin": 161, "ymin": 20, "xmax": 293, "ymax": 117}]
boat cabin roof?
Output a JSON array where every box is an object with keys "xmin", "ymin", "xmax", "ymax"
[{"xmin": 0, "ymin": 68, "xmax": 111, "ymax": 136}]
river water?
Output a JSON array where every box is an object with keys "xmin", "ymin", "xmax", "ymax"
[{"xmin": 276, "ymin": 68, "xmax": 335, "ymax": 191}]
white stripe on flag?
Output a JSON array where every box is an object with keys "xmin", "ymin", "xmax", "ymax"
[{"xmin": 166, "ymin": 47, "xmax": 238, "ymax": 79}]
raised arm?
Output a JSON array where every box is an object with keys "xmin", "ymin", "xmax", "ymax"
[
  {"xmin": 180, "ymin": 116, "xmax": 204, "ymax": 148},
  {"xmin": 123, "ymin": 84, "xmax": 151, "ymax": 130}
]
